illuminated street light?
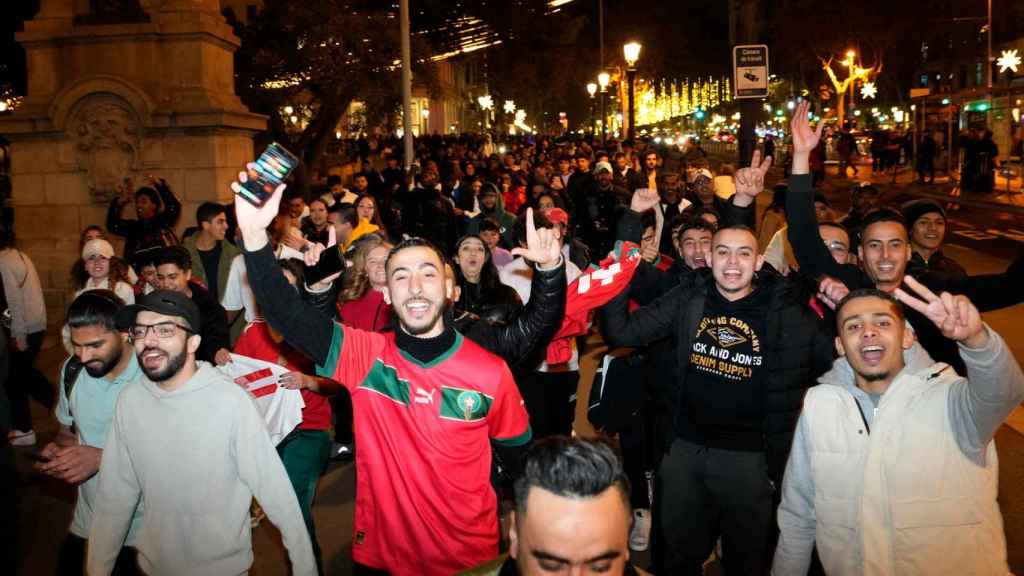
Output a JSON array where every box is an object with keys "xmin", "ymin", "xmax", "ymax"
[
  {"xmin": 623, "ymin": 41, "xmax": 642, "ymax": 140},
  {"xmin": 421, "ymin": 108, "xmax": 430, "ymax": 119},
  {"xmin": 598, "ymin": 72, "xmax": 610, "ymax": 144},
  {"xmin": 623, "ymin": 42, "xmax": 642, "ymax": 68},
  {"xmin": 998, "ymin": 49, "xmax": 1021, "ymax": 74},
  {"xmin": 787, "ymin": 100, "xmax": 796, "ymax": 110},
  {"xmin": 586, "ymin": 82, "xmax": 597, "ymax": 97}
]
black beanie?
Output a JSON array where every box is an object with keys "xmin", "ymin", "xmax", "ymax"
[{"xmin": 901, "ymin": 199, "xmax": 945, "ymax": 227}]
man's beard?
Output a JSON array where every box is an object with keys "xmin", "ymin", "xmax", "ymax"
[
  {"xmin": 83, "ymin": 348, "xmax": 122, "ymax": 378},
  {"xmin": 859, "ymin": 370, "xmax": 890, "ymax": 383},
  {"xmin": 398, "ymin": 300, "xmax": 446, "ymax": 336},
  {"xmin": 140, "ymin": 347, "xmax": 188, "ymax": 382}
]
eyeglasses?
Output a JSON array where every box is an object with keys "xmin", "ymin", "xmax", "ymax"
[{"xmin": 130, "ymin": 322, "xmax": 191, "ymax": 340}]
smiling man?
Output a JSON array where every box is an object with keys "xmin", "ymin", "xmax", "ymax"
[
  {"xmin": 87, "ymin": 290, "xmax": 314, "ymax": 576},
  {"xmin": 234, "ymin": 175, "xmax": 565, "ymax": 574},
  {"xmin": 774, "ymin": 280, "xmax": 1024, "ymax": 575},
  {"xmin": 35, "ymin": 291, "xmax": 144, "ymax": 575},
  {"xmin": 601, "ymin": 224, "xmax": 834, "ymax": 574}
]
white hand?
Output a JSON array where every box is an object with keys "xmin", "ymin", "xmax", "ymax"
[
  {"xmin": 233, "ymin": 163, "xmax": 287, "ymax": 251},
  {"xmin": 894, "ymin": 275, "xmax": 986, "ymax": 347}
]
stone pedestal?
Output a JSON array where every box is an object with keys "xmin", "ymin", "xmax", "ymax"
[{"xmin": 0, "ymin": 0, "xmax": 266, "ymax": 325}]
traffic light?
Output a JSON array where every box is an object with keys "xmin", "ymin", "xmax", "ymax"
[{"xmin": 695, "ymin": 109, "xmax": 705, "ymax": 120}]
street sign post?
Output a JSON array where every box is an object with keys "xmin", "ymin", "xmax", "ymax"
[{"xmin": 733, "ymin": 44, "xmax": 769, "ymax": 99}]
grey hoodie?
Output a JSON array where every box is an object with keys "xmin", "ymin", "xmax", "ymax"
[{"xmin": 87, "ymin": 362, "xmax": 315, "ymax": 576}]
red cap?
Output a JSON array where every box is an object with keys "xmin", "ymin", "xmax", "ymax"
[{"xmin": 544, "ymin": 207, "xmax": 569, "ymax": 227}]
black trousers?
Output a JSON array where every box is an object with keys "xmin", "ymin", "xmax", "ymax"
[
  {"xmin": 331, "ymin": 387, "xmax": 354, "ymax": 444},
  {"xmin": 56, "ymin": 534, "xmax": 141, "ymax": 576},
  {"xmin": 657, "ymin": 438, "xmax": 773, "ymax": 576},
  {"xmin": 518, "ymin": 370, "xmax": 578, "ymax": 439},
  {"xmin": 7, "ymin": 330, "xmax": 54, "ymax": 432}
]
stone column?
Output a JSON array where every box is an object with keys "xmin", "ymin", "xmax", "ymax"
[{"xmin": 0, "ymin": 0, "xmax": 266, "ymax": 328}]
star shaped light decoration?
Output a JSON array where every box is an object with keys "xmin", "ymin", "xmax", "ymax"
[
  {"xmin": 503, "ymin": 100, "xmax": 516, "ymax": 114},
  {"xmin": 477, "ymin": 95, "xmax": 493, "ymax": 110},
  {"xmin": 998, "ymin": 49, "xmax": 1021, "ymax": 74},
  {"xmin": 860, "ymin": 81, "xmax": 878, "ymax": 100}
]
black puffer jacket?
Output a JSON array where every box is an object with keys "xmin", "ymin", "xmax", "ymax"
[{"xmin": 600, "ymin": 267, "xmax": 834, "ymax": 482}]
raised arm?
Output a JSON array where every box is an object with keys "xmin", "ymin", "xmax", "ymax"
[
  {"xmin": 106, "ymin": 198, "xmax": 135, "ymax": 239},
  {"xmin": 895, "ymin": 276, "xmax": 1024, "ymax": 457},
  {"xmin": 599, "ymin": 280, "xmax": 679, "ymax": 349},
  {"xmin": 153, "ymin": 178, "xmax": 182, "ymax": 228},
  {"xmin": 234, "ymin": 172, "xmax": 335, "ymax": 365},
  {"xmin": 718, "ymin": 149, "xmax": 771, "ymax": 229},
  {"xmin": 467, "ymin": 208, "xmax": 567, "ymax": 369},
  {"xmin": 467, "ymin": 259, "xmax": 566, "ymax": 370},
  {"xmin": 785, "ymin": 103, "xmax": 862, "ymax": 287}
]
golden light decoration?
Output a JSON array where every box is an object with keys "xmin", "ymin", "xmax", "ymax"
[
  {"xmin": 860, "ymin": 81, "xmax": 878, "ymax": 99},
  {"xmin": 503, "ymin": 100, "xmax": 516, "ymax": 114},
  {"xmin": 477, "ymin": 94, "xmax": 494, "ymax": 110},
  {"xmin": 998, "ymin": 49, "xmax": 1021, "ymax": 74},
  {"xmin": 631, "ymin": 75, "xmax": 732, "ymax": 127}
]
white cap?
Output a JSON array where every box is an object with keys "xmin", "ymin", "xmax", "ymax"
[{"xmin": 82, "ymin": 238, "xmax": 115, "ymax": 260}]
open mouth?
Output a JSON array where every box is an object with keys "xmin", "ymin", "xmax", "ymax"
[
  {"xmin": 141, "ymin": 348, "xmax": 167, "ymax": 367},
  {"xmin": 722, "ymin": 269, "xmax": 742, "ymax": 280},
  {"xmin": 404, "ymin": 300, "xmax": 432, "ymax": 320},
  {"xmin": 860, "ymin": 344, "xmax": 885, "ymax": 365}
]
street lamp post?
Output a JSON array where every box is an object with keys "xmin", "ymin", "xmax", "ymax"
[
  {"xmin": 846, "ymin": 50, "xmax": 856, "ymax": 122},
  {"xmin": 623, "ymin": 42, "xmax": 642, "ymax": 142},
  {"xmin": 598, "ymin": 72, "xmax": 610, "ymax": 145},
  {"xmin": 586, "ymin": 82, "xmax": 598, "ymax": 136}
]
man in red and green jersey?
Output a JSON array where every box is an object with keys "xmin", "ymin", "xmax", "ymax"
[{"xmin": 234, "ymin": 169, "xmax": 565, "ymax": 575}]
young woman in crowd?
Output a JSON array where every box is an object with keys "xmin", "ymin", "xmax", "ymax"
[
  {"xmin": 72, "ymin": 238, "xmax": 135, "ymax": 305},
  {"xmin": 354, "ymin": 194, "xmax": 386, "ymax": 237},
  {"xmin": 300, "ymin": 198, "xmax": 336, "ymax": 247},
  {"xmin": 337, "ymin": 234, "xmax": 392, "ymax": 332},
  {"xmin": 453, "ymin": 234, "xmax": 522, "ymax": 326}
]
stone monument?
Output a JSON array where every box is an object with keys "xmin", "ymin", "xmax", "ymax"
[{"xmin": 0, "ymin": 0, "xmax": 266, "ymax": 326}]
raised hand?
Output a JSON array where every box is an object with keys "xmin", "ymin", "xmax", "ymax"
[
  {"xmin": 232, "ymin": 163, "xmax": 287, "ymax": 251},
  {"xmin": 510, "ymin": 207, "xmax": 563, "ymax": 269},
  {"xmin": 894, "ymin": 275, "xmax": 987, "ymax": 348},
  {"xmin": 304, "ymin": 243, "xmax": 326, "ymax": 267},
  {"xmin": 734, "ymin": 149, "xmax": 773, "ymax": 203},
  {"xmin": 790, "ymin": 101, "xmax": 825, "ymax": 155},
  {"xmin": 816, "ymin": 275, "xmax": 849, "ymax": 311},
  {"xmin": 630, "ymin": 187, "xmax": 660, "ymax": 214}
]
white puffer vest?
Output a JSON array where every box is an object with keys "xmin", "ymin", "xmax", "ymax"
[{"xmin": 803, "ymin": 362, "xmax": 1009, "ymax": 576}]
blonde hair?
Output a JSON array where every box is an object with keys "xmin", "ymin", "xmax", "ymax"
[{"xmin": 339, "ymin": 235, "xmax": 392, "ymax": 305}]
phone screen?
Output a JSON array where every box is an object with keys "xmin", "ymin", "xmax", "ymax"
[{"xmin": 235, "ymin": 142, "xmax": 300, "ymax": 207}]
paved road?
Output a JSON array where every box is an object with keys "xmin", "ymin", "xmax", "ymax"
[{"xmin": 12, "ymin": 167, "xmax": 1024, "ymax": 575}]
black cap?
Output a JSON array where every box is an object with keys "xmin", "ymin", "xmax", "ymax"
[
  {"xmin": 115, "ymin": 290, "xmax": 202, "ymax": 333},
  {"xmin": 901, "ymin": 198, "xmax": 946, "ymax": 227}
]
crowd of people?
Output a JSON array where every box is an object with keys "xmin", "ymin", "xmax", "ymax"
[{"xmin": 2, "ymin": 101, "xmax": 1024, "ymax": 576}]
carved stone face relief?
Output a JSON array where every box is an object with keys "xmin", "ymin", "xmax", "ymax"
[{"xmin": 70, "ymin": 95, "xmax": 140, "ymax": 202}]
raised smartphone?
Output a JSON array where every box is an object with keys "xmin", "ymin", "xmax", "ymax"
[{"xmin": 234, "ymin": 142, "xmax": 300, "ymax": 207}]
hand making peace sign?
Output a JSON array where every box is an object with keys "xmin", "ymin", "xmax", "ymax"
[{"xmin": 894, "ymin": 275, "xmax": 988, "ymax": 349}]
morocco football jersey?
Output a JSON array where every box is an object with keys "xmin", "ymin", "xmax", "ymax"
[{"xmin": 317, "ymin": 322, "xmax": 531, "ymax": 575}]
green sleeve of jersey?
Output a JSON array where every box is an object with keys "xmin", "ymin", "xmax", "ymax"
[{"xmin": 315, "ymin": 322, "xmax": 345, "ymax": 379}]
